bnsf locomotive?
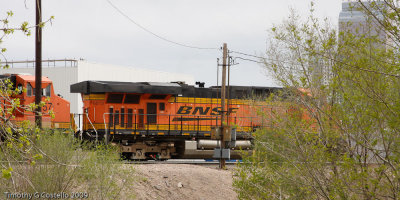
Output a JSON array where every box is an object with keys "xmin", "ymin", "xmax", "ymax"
[
  {"xmin": 0, "ymin": 74, "xmax": 70, "ymax": 128},
  {"xmin": 71, "ymin": 81, "xmax": 280, "ymax": 159}
]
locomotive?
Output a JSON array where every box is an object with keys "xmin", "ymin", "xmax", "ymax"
[
  {"xmin": 71, "ymin": 81, "xmax": 280, "ymax": 159},
  {"xmin": 0, "ymin": 74, "xmax": 70, "ymax": 128},
  {"xmin": 1, "ymin": 74, "xmax": 284, "ymax": 160}
]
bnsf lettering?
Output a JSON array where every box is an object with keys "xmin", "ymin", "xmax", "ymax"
[
  {"xmin": 177, "ymin": 106, "xmax": 192, "ymax": 114},
  {"xmin": 192, "ymin": 107, "xmax": 210, "ymax": 115},
  {"xmin": 210, "ymin": 107, "xmax": 221, "ymax": 115},
  {"xmin": 176, "ymin": 106, "xmax": 238, "ymax": 115}
]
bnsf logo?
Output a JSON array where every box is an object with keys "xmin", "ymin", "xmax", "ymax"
[{"xmin": 177, "ymin": 106, "xmax": 238, "ymax": 115}]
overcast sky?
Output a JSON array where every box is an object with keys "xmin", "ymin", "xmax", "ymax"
[{"xmin": 2, "ymin": 0, "xmax": 342, "ymax": 87}]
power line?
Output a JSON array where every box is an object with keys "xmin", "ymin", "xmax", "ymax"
[
  {"xmin": 106, "ymin": 0, "xmax": 219, "ymax": 50},
  {"xmin": 229, "ymin": 50, "xmax": 266, "ymax": 59},
  {"xmin": 233, "ymin": 56, "xmax": 264, "ymax": 64},
  {"xmin": 230, "ymin": 49, "xmax": 400, "ymax": 78}
]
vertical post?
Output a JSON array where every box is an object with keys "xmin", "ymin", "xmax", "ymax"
[
  {"xmin": 35, "ymin": 0, "xmax": 42, "ymax": 128},
  {"xmin": 220, "ymin": 43, "xmax": 227, "ymax": 169}
]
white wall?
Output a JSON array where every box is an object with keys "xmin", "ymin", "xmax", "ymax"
[{"xmin": 77, "ymin": 61, "xmax": 194, "ymax": 84}]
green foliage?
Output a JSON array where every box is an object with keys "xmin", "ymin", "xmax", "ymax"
[
  {"xmin": 0, "ymin": 130, "xmax": 134, "ymax": 199},
  {"xmin": 0, "ymin": 9, "xmax": 134, "ymax": 199},
  {"xmin": 76, "ymin": 145, "xmax": 131, "ymax": 200},
  {"xmin": 234, "ymin": 1, "xmax": 400, "ymax": 199}
]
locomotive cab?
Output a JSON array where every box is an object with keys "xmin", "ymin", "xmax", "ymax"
[{"xmin": 2, "ymin": 74, "xmax": 70, "ymax": 128}]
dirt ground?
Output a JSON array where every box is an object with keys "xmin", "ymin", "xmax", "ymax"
[{"xmin": 130, "ymin": 164, "xmax": 238, "ymax": 200}]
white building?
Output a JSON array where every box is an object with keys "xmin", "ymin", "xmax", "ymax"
[{"xmin": 0, "ymin": 59, "xmax": 195, "ymax": 114}]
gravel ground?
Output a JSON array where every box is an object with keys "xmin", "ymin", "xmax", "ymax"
[{"xmin": 130, "ymin": 164, "xmax": 238, "ymax": 200}]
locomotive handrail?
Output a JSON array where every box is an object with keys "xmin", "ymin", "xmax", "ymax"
[
  {"xmin": 95, "ymin": 112, "xmax": 263, "ymax": 136},
  {"xmin": 103, "ymin": 112, "xmax": 108, "ymax": 144},
  {"xmin": 85, "ymin": 112, "xmax": 98, "ymax": 144}
]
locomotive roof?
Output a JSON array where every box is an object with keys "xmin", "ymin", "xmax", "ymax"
[
  {"xmin": 0, "ymin": 74, "xmax": 52, "ymax": 83},
  {"xmin": 70, "ymin": 80, "xmax": 282, "ymax": 99},
  {"xmin": 70, "ymin": 81, "xmax": 182, "ymax": 95}
]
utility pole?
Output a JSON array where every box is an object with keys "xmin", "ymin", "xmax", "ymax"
[
  {"xmin": 219, "ymin": 43, "xmax": 227, "ymax": 169},
  {"xmin": 35, "ymin": 0, "xmax": 42, "ymax": 128}
]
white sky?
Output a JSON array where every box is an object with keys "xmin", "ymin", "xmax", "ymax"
[{"xmin": 2, "ymin": 0, "xmax": 342, "ymax": 87}]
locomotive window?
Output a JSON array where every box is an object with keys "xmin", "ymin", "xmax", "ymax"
[
  {"xmin": 159, "ymin": 103, "xmax": 165, "ymax": 111},
  {"xmin": 27, "ymin": 83, "xmax": 33, "ymax": 96},
  {"xmin": 107, "ymin": 94, "xmax": 124, "ymax": 103},
  {"xmin": 120, "ymin": 108, "xmax": 125, "ymax": 128},
  {"xmin": 109, "ymin": 108, "xmax": 114, "ymax": 127},
  {"xmin": 42, "ymin": 84, "xmax": 51, "ymax": 97},
  {"xmin": 127, "ymin": 109, "xmax": 133, "ymax": 128},
  {"xmin": 124, "ymin": 94, "xmax": 140, "ymax": 104},
  {"xmin": 149, "ymin": 95, "xmax": 167, "ymax": 99},
  {"xmin": 45, "ymin": 84, "xmax": 51, "ymax": 97}
]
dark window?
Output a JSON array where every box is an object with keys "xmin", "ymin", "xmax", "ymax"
[
  {"xmin": 115, "ymin": 110, "xmax": 120, "ymax": 125},
  {"xmin": 27, "ymin": 83, "xmax": 33, "ymax": 96},
  {"xmin": 120, "ymin": 108, "xmax": 125, "ymax": 128},
  {"xmin": 109, "ymin": 108, "xmax": 114, "ymax": 127},
  {"xmin": 159, "ymin": 103, "xmax": 165, "ymax": 111},
  {"xmin": 107, "ymin": 94, "xmax": 124, "ymax": 103},
  {"xmin": 124, "ymin": 94, "xmax": 140, "ymax": 104},
  {"xmin": 149, "ymin": 95, "xmax": 167, "ymax": 99},
  {"xmin": 127, "ymin": 109, "xmax": 133, "ymax": 128}
]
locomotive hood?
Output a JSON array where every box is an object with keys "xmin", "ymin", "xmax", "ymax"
[{"xmin": 70, "ymin": 81, "xmax": 183, "ymax": 95}]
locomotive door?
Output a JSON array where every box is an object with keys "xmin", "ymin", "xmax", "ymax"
[
  {"xmin": 147, "ymin": 103, "xmax": 157, "ymax": 124},
  {"xmin": 138, "ymin": 109, "xmax": 144, "ymax": 129}
]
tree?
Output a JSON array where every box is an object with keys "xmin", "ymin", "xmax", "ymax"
[
  {"xmin": 234, "ymin": 2, "xmax": 400, "ymax": 199},
  {"xmin": 0, "ymin": 10, "xmax": 134, "ymax": 199}
]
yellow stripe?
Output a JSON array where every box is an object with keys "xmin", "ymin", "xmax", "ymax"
[
  {"xmin": 83, "ymin": 94, "xmax": 105, "ymax": 100},
  {"xmin": 172, "ymin": 97, "xmax": 247, "ymax": 105},
  {"xmin": 53, "ymin": 122, "xmax": 71, "ymax": 129}
]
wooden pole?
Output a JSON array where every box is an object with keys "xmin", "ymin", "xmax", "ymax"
[
  {"xmin": 35, "ymin": 0, "xmax": 42, "ymax": 128},
  {"xmin": 220, "ymin": 43, "xmax": 227, "ymax": 169}
]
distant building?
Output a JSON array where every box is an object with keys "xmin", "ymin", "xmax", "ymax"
[
  {"xmin": 339, "ymin": 1, "xmax": 386, "ymax": 46},
  {"xmin": 0, "ymin": 59, "xmax": 195, "ymax": 114}
]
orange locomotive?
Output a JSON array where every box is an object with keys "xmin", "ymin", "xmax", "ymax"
[
  {"xmin": 0, "ymin": 74, "xmax": 70, "ymax": 128},
  {"xmin": 71, "ymin": 81, "xmax": 280, "ymax": 159}
]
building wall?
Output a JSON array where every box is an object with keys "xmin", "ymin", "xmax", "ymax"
[{"xmin": 0, "ymin": 60, "xmax": 195, "ymax": 114}]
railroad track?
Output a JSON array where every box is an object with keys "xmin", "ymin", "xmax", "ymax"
[{"xmin": 125, "ymin": 159, "xmax": 239, "ymax": 165}]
